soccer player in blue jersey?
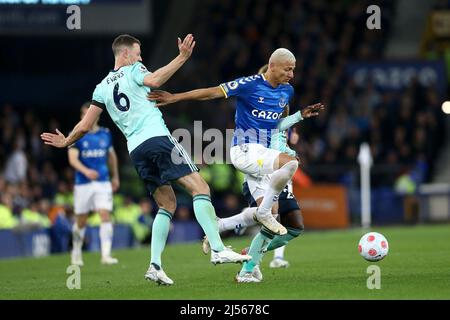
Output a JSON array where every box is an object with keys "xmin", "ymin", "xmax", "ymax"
[
  {"xmin": 201, "ymin": 64, "xmax": 307, "ymax": 279},
  {"xmin": 148, "ymin": 48, "xmax": 324, "ymax": 282},
  {"xmin": 209, "ymin": 68, "xmax": 306, "ymax": 278},
  {"xmin": 68, "ymin": 103, "xmax": 120, "ymax": 266},
  {"xmin": 203, "ymin": 124, "xmax": 304, "ymax": 280},
  {"xmin": 41, "ymin": 34, "xmax": 251, "ymax": 286}
]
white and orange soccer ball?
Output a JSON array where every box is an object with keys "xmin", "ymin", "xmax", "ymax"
[{"xmin": 358, "ymin": 232, "xmax": 389, "ymax": 262}]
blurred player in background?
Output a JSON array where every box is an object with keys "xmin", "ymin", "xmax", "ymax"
[
  {"xmin": 68, "ymin": 102, "xmax": 120, "ymax": 266},
  {"xmin": 148, "ymin": 49, "xmax": 323, "ymax": 282},
  {"xmin": 41, "ymin": 34, "xmax": 250, "ymax": 286}
]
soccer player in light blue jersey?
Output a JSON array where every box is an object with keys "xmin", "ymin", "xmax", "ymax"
[
  {"xmin": 148, "ymin": 48, "xmax": 324, "ymax": 282},
  {"xmin": 41, "ymin": 34, "xmax": 251, "ymax": 286},
  {"xmin": 68, "ymin": 102, "xmax": 120, "ymax": 266}
]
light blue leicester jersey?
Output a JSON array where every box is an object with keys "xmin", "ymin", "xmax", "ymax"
[
  {"xmin": 92, "ymin": 62, "xmax": 170, "ymax": 153},
  {"xmin": 71, "ymin": 127, "xmax": 112, "ymax": 185},
  {"xmin": 220, "ymin": 74, "xmax": 294, "ymax": 147}
]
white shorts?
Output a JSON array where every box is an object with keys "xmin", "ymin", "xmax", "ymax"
[
  {"xmin": 244, "ymin": 174, "xmax": 294, "ymax": 201},
  {"xmin": 73, "ymin": 181, "xmax": 113, "ymax": 215},
  {"xmin": 230, "ymin": 143, "xmax": 281, "ymax": 178}
]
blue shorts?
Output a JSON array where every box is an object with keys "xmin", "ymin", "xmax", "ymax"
[
  {"xmin": 130, "ymin": 135, "xmax": 199, "ymax": 194},
  {"xmin": 242, "ymin": 182, "xmax": 300, "ymax": 216}
]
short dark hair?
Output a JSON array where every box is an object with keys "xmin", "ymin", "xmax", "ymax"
[{"xmin": 112, "ymin": 34, "xmax": 141, "ymax": 56}]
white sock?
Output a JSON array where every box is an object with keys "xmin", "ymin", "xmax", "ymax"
[
  {"xmin": 258, "ymin": 160, "xmax": 298, "ymax": 217},
  {"xmin": 100, "ymin": 222, "xmax": 113, "ymax": 258},
  {"xmin": 274, "ymin": 245, "xmax": 285, "ymax": 259},
  {"xmin": 218, "ymin": 207, "xmax": 257, "ymax": 232},
  {"xmin": 72, "ymin": 223, "xmax": 85, "ymax": 253}
]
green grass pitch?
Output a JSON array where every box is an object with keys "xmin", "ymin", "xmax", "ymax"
[{"xmin": 1, "ymin": 224, "xmax": 449, "ymax": 299}]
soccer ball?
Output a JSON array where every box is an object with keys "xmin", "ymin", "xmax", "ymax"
[{"xmin": 358, "ymin": 232, "xmax": 389, "ymax": 262}]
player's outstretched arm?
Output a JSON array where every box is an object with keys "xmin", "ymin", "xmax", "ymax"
[
  {"xmin": 143, "ymin": 34, "xmax": 196, "ymax": 88},
  {"xmin": 278, "ymin": 110, "xmax": 302, "ymax": 131},
  {"xmin": 277, "ymin": 103, "xmax": 325, "ymax": 131},
  {"xmin": 40, "ymin": 105, "xmax": 103, "ymax": 148},
  {"xmin": 147, "ymin": 86, "xmax": 225, "ymax": 107}
]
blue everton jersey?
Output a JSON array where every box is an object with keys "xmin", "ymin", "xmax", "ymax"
[
  {"xmin": 72, "ymin": 127, "xmax": 112, "ymax": 185},
  {"xmin": 220, "ymin": 74, "xmax": 294, "ymax": 147}
]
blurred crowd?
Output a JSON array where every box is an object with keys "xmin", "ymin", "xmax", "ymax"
[
  {"xmin": 163, "ymin": 0, "xmax": 445, "ymax": 187},
  {"xmin": 0, "ymin": 0, "xmax": 447, "ymax": 240}
]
